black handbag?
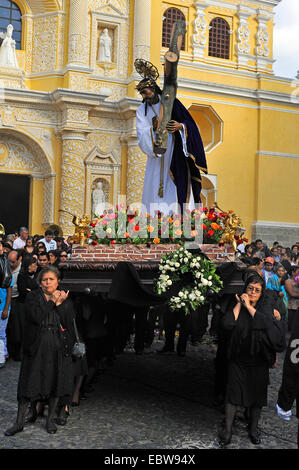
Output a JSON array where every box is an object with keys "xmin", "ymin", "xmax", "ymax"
[
  {"xmin": 0, "ymin": 253, "xmax": 12, "ymax": 288},
  {"xmin": 72, "ymin": 318, "xmax": 86, "ymax": 359}
]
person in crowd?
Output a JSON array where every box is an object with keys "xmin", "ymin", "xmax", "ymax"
[
  {"xmin": 253, "ymin": 239, "xmax": 271, "ymax": 259},
  {"xmin": 276, "ymin": 307, "xmax": 299, "ymax": 448},
  {"xmin": 240, "ymin": 244, "xmax": 254, "ymax": 265},
  {"xmin": 284, "ymin": 266, "xmax": 299, "ymax": 332},
  {"xmin": 219, "ymin": 274, "xmax": 286, "ymax": 446},
  {"xmin": 290, "ymin": 254, "xmax": 298, "ymax": 266},
  {"xmin": 15, "ymin": 256, "xmax": 39, "ymax": 356},
  {"xmin": 17, "ymin": 256, "xmax": 39, "ymax": 303},
  {"xmin": 0, "ymin": 241, "xmax": 13, "ymax": 367},
  {"xmin": 281, "ymin": 252, "xmax": 293, "ymax": 276},
  {"xmin": 271, "ymin": 241, "xmax": 279, "ymax": 251},
  {"xmin": 246, "ymin": 257, "xmax": 264, "ymax": 280},
  {"xmin": 291, "ymin": 245, "xmax": 299, "ymax": 256},
  {"xmin": 23, "ymin": 236, "xmax": 34, "ymax": 255},
  {"xmin": 6, "ymin": 249, "xmax": 23, "ymax": 361},
  {"xmin": 48, "ymin": 250, "xmax": 60, "ymax": 268},
  {"xmin": 58, "ymin": 251, "xmax": 68, "ymax": 262},
  {"xmin": 33, "ymin": 241, "xmax": 47, "ymax": 256},
  {"xmin": 4, "ymin": 266, "xmax": 76, "ymax": 436},
  {"xmin": 38, "ymin": 230, "xmax": 57, "ymax": 252},
  {"xmin": 271, "ymin": 247, "xmax": 281, "ymax": 263},
  {"xmin": 2, "ymin": 242, "xmax": 12, "ymax": 254},
  {"xmin": 55, "ymin": 237, "xmax": 69, "ymax": 253},
  {"xmin": 261, "ymin": 257, "xmax": 276, "ymax": 284},
  {"xmin": 12, "ymin": 227, "xmax": 28, "ymax": 250},
  {"xmin": 266, "ymin": 264, "xmax": 288, "ymax": 323},
  {"xmin": 37, "ymin": 251, "xmax": 50, "ymax": 272}
]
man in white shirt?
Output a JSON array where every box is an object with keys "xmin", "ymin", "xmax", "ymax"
[
  {"xmin": 39, "ymin": 230, "xmax": 57, "ymax": 252},
  {"xmin": 12, "ymin": 227, "xmax": 28, "ymax": 250}
]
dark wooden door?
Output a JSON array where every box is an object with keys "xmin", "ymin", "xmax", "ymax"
[{"xmin": 0, "ymin": 173, "xmax": 30, "ymax": 235}]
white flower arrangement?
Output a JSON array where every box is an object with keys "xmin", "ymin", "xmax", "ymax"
[{"xmin": 155, "ymin": 247, "xmax": 223, "ymax": 315}]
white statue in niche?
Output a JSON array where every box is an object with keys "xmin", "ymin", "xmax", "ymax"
[
  {"xmin": 98, "ymin": 28, "xmax": 112, "ymax": 63},
  {"xmin": 0, "ymin": 24, "xmax": 19, "ymax": 68},
  {"xmin": 92, "ymin": 181, "xmax": 106, "ymax": 216}
]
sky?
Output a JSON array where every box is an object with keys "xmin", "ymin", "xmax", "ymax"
[{"xmin": 273, "ymin": 0, "xmax": 299, "ymax": 78}]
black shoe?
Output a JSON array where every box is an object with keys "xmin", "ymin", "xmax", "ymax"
[
  {"xmin": 249, "ymin": 433, "xmax": 261, "ymax": 445},
  {"xmin": 46, "ymin": 420, "xmax": 57, "ymax": 434},
  {"xmin": 4, "ymin": 424, "xmax": 24, "ymax": 436},
  {"xmin": 219, "ymin": 430, "xmax": 232, "ymax": 446}
]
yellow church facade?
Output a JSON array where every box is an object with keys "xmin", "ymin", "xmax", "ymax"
[{"xmin": 0, "ymin": 0, "xmax": 298, "ymax": 246}]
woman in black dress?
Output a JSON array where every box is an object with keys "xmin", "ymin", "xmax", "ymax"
[
  {"xmin": 219, "ymin": 273, "xmax": 286, "ymax": 446},
  {"xmin": 5, "ymin": 265, "xmax": 75, "ymax": 436}
]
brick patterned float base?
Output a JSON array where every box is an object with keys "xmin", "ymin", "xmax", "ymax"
[{"xmin": 71, "ymin": 243, "xmax": 236, "ymax": 263}]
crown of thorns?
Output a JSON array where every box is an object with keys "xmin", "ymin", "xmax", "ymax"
[{"xmin": 134, "ymin": 59, "xmax": 159, "ymax": 91}]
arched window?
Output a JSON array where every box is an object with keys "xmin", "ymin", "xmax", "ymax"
[
  {"xmin": 0, "ymin": 1, "xmax": 22, "ymax": 50},
  {"xmin": 208, "ymin": 17, "xmax": 230, "ymax": 60},
  {"xmin": 162, "ymin": 7, "xmax": 186, "ymax": 51}
]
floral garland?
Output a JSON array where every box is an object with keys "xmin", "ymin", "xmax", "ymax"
[
  {"xmin": 154, "ymin": 247, "xmax": 223, "ymax": 315},
  {"xmin": 86, "ymin": 205, "xmax": 248, "ymax": 247}
]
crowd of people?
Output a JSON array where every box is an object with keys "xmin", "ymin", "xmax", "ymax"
[{"xmin": 0, "ymin": 229, "xmax": 298, "ymax": 447}]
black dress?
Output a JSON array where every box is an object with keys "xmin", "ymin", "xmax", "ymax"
[
  {"xmin": 222, "ymin": 299, "xmax": 285, "ymax": 408},
  {"xmin": 17, "ymin": 288, "xmax": 76, "ymax": 402}
]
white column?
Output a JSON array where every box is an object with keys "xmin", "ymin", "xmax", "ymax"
[
  {"xmin": 133, "ymin": 0, "xmax": 152, "ymax": 62},
  {"xmin": 68, "ymin": 0, "xmax": 89, "ymax": 67}
]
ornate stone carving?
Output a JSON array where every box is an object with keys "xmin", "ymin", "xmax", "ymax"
[
  {"xmin": 256, "ymin": 10, "xmax": 270, "ymax": 58},
  {"xmin": 59, "ymin": 134, "xmax": 86, "ymax": 234},
  {"xmin": 126, "ymin": 140, "xmax": 147, "ymax": 206},
  {"xmin": 192, "ymin": 1, "xmax": 208, "ymax": 59},
  {"xmin": 32, "ymin": 15, "xmax": 58, "ymax": 72}
]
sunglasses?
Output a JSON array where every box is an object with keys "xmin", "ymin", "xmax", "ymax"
[{"xmin": 246, "ymin": 286, "xmax": 262, "ymax": 293}]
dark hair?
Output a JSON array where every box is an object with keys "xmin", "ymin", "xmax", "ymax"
[
  {"xmin": 245, "ymin": 244, "xmax": 253, "ymax": 254},
  {"xmin": 21, "ymin": 255, "xmax": 37, "ymax": 272},
  {"xmin": 244, "ymin": 273, "xmax": 265, "ymax": 292},
  {"xmin": 250, "ymin": 256, "xmax": 262, "ymax": 266},
  {"xmin": 255, "ymin": 239, "xmax": 263, "ymax": 244},
  {"xmin": 48, "ymin": 249, "xmax": 58, "ymax": 258},
  {"xmin": 291, "ymin": 245, "xmax": 298, "ymax": 251},
  {"xmin": 25, "ymin": 236, "xmax": 33, "ymax": 246},
  {"xmin": 38, "ymin": 265, "xmax": 61, "ymax": 283},
  {"xmin": 45, "ymin": 230, "xmax": 54, "ymax": 237},
  {"xmin": 38, "ymin": 251, "xmax": 49, "ymax": 260}
]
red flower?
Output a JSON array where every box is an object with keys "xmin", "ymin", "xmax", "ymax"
[
  {"xmin": 201, "ymin": 224, "xmax": 207, "ymax": 230},
  {"xmin": 91, "ymin": 241, "xmax": 97, "ymax": 245},
  {"xmin": 133, "ymin": 225, "xmax": 140, "ymax": 232},
  {"xmin": 203, "ymin": 207, "xmax": 208, "ymax": 212},
  {"xmin": 218, "ymin": 242, "xmax": 224, "ymax": 246},
  {"xmin": 126, "ymin": 238, "xmax": 131, "ymax": 244},
  {"xmin": 243, "ymin": 238, "xmax": 248, "ymax": 243},
  {"xmin": 90, "ymin": 222, "xmax": 96, "ymax": 227},
  {"xmin": 110, "ymin": 240, "xmax": 116, "ymax": 245},
  {"xmin": 208, "ymin": 230, "xmax": 214, "ymax": 236},
  {"xmin": 207, "ymin": 213, "xmax": 214, "ymax": 220}
]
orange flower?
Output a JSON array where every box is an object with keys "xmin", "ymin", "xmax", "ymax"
[
  {"xmin": 147, "ymin": 225, "xmax": 154, "ymax": 233},
  {"xmin": 175, "ymin": 229, "xmax": 183, "ymax": 237},
  {"xmin": 153, "ymin": 237, "xmax": 160, "ymax": 244},
  {"xmin": 190, "ymin": 230, "xmax": 198, "ymax": 237},
  {"xmin": 173, "ymin": 219, "xmax": 180, "ymax": 227},
  {"xmin": 211, "ymin": 223, "xmax": 219, "ymax": 230},
  {"xmin": 168, "ymin": 217, "xmax": 173, "ymax": 223},
  {"xmin": 124, "ymin": 232, "xmax": 130, "ymax": 238}
]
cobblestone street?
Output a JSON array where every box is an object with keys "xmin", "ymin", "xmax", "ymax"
[{"xmin": 0, "ymin": 336, "xmax": 297, "ymax": 450}]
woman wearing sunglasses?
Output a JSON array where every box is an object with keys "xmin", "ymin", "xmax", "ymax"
[{"xmin": 219, "ymin": 273, "xmax": 286, "ymax": 446}]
